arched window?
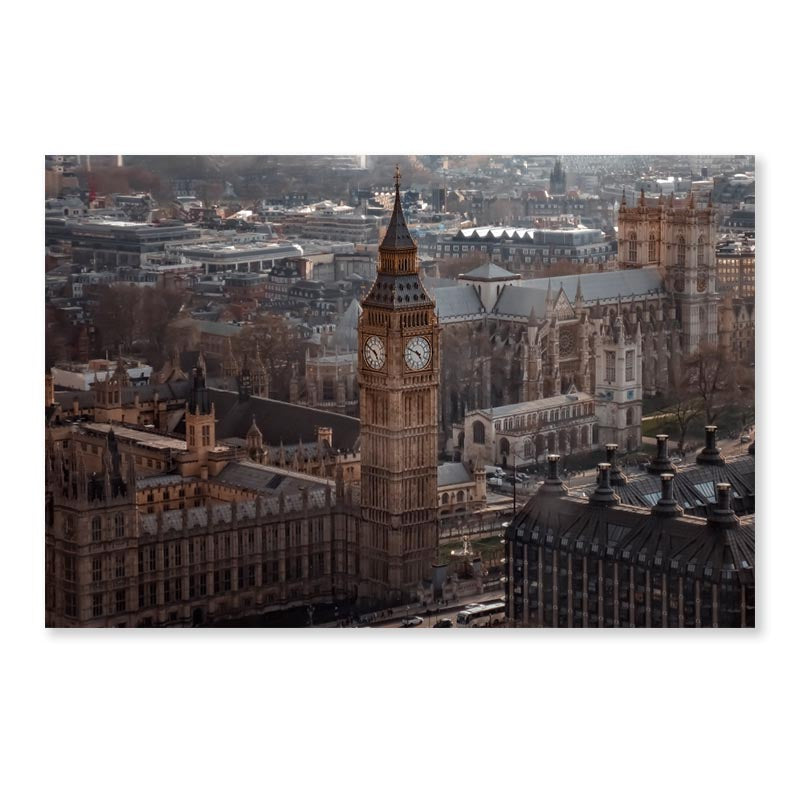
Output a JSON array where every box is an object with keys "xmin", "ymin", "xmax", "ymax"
[
  {"xmin": 91, "ymin": 516, "xmax": 102, "ymax": 543},
  {"xmin": 500, "ymin": 438, "xmax": 510, "ymax": 456},
  {"xmin": 626, "ymin": 407, "xmax": 634, "ymax": 426},
  {"xmin": 648, "ymin": 233, "xmax": 656, "ymax": 261},
  {"xmin": 677, "ymin": 235, "xmax": 686, "ymax": 267},
  {"xmin": 697, "ymin": 235, "xmax": 705, "ymax": 266},
  {"xmin": 628, "ymin": 231, "xmax": 637, "ymax": 262},
  {"xmin": 523, "ymin": 439, "xmax": 533, "ymax": 459},
  {"xmin": 457, "ymin": 490, "xmax": 464, "ymax": 503},
  {"xmin": 472, "ymin": 420, "xmax": 485, "ymax": 445},
  {"xmin": 442, "ymin": 492, "xmax": 449, "ymax": 505},
  {"xmin": 114, "ymin": 512, "xmax": 125, "ymax": 538}
]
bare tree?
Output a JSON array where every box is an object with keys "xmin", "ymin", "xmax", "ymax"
[
  {"xmin": 663, "ymin": 387, "xmax": 704, "ymax": 455},
  {"xmin": 684, "ymin": 343, "xmax": 736, "ymax": 425},
  {"xmin": 239, "ymin": 313, "xmax": 306, "ymax": 399}
]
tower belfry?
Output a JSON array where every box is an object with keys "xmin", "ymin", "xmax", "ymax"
[{"xmin": 357, "ymin": 167, "xmax": 441, "ymax": 603}]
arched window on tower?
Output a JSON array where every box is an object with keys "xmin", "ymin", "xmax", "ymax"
[
  {"xmin": 677, "ymin": 235, "xmax": 686, "ymax": 267},
  {"xmin": 697, "ymin": 235, "xmax": 705, "ymax": 266},
  {"xmin": 648, "ymin": 233, "xmax": 656, "ymax": 262},
  {"xmin": 472, "ymin": 420, "xmax": 485, "ymax": 445},
  {"xmin": 91, "ymin": 516, "xmax": 102, "ymax": 543},
  {"xmin": 628, "ymin": 231, "xmax": 637, "ymax": 263},
  {"xmin": 626, "ymin": 407, "xmax": 634, "ymax": 426}
]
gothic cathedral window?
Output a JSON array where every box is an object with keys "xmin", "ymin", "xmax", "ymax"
[{"xmin": 677, "ymin": 235, "xmax": 686, "ymax": 267}]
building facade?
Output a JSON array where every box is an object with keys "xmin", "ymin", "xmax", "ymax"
[
  {"xmin": 504, "ymin": 454, "xmax": 755, "ymax": 628},
  {"xmin": 357, "ymin": 168, "xmax": 441, "ymax": 602}
]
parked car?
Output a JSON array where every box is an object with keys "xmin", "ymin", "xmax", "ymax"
[
  {"xmin": 740, "ymin": 434, "xmax": 751, "ymax": 443},
  {"xmin": 433, "ymin": 618, "xmax": 453, "ymax": 628},
  {"xmin": 402, "ymin": 616, "xmax": 424, "ymax": 627}
]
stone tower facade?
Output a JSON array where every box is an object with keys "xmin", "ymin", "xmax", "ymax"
[
  {"xmin": 618, "ymin": 190, "xmax": 718, "ymax": 356},
  {"xmin": 593, "ymin": 310, "xmax": 643, "ymax": 453},
  {"xmin": 357, "ymin": 168, "xmax": 440, "ymax": 603}
]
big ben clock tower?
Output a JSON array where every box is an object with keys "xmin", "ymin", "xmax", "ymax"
[{"xmin": 358, "ymin": 167, "xmax": 440, "ymax": 603}]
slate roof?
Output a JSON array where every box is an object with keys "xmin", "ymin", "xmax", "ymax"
[
  {"xmin": 362, "ymin": 273, "xmax": 435, "ymax": 310},
  {"xmin": 519, "ymin": 266, "xmax": 664, "ymax": 304},
  {"xmin": 613, "ymin": 453, "xmax": 755, "ymax": 517},
  {"xmin": 330, "ymin": 298, "xmax": 361, "ymax": 351},
  {"xmin": 460, "ymin": 262, "xmax": 519, "ymax": 281},
  {"xmin": 438, "ymin": 462, "xmax": 473, "ymax": 487},
  {"xmin": 491, "ymin": 285, "xmax": 549, "ymax": 319},
  {"xmin": 509, "ymin": 485, "xmax": 754, "ymax": 586},
  {"xmin": 214, "ymin": 460, "xmax": 330, "ymax": 496},
  {"xmin": 432, "ymin": 286, "xmax": 485, "ymax": 320},
  {"xmin": 379, "ymin": 186, "xmax": 416, "ymax": 251},
  {"xmin": 209, "ymin": 388, "xmax": 360, "ymax": 451}
]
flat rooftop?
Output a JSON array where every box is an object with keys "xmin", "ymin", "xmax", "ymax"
[{"xmin": 82, "ymin": 422, "xmax": 188, "ymax": 452}]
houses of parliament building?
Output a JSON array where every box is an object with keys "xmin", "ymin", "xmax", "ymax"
[{"xmin": 45, "ymin": 170, "xmax": 441, "ymax": 626}]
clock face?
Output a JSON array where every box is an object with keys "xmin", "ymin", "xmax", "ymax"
[
  {"xmin": 404, "ymin": 336, "xmax": 432, "ymax": 370},
  {"xmin": 363, "ymin": 336, "xmax": 386, "ymax": 370}
]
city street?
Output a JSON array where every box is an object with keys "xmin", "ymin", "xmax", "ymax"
[{"xmin": 360, "ymin": 590, "xmax": 504, "ymax": 629}]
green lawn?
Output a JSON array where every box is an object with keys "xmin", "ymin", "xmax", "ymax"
[{"xmin": 642, "ymin": 405, "xmax": 752, "ymax": 445}]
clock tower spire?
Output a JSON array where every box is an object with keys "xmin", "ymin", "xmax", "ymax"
[{"xmin": 358, "ymin": 166, "xmax": 441, "ymax": 603}]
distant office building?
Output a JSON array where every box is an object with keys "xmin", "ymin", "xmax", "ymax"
[
  {"xmin": 45, "ymin": 218, "xmax": 202, "ymax": 268},
  {"xmin": 716, "ymin": 235, "xmax": 755, "ymax": 298},
  {"xmin": 435, "ymin": 226, "xmax": 614, "ymax": 268},
  {"xmin": 179, "ymin": 242, "xmax": 304, "ymax": 274}
]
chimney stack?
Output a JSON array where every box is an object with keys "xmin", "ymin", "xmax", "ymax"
[
  {"xmin": 606, "ymin": 443, "xmax": 628, "ymax": 486},
  {"xmin": 651, "ymin": 473, "xmax": 683, "ymax": 517},
  {"xmin": 590, "ymin": 463, "xmax": 619, "ymax": 506},
  {"xmin": 647, "ymin": 434, "xmax": 676, "ymax": 474},
  {"xmin": 696, "ymin": 425, "xmax": 726, "ymax": 466},
  {"xmin": 707, "ymin": 482, "xmax": 738, "ymax": 528},
  {"xmin": 540, "ymin": 454, "xmax": 567, "ymax": 495}
]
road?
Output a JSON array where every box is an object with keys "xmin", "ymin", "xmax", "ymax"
[{"xmin": 363, "ymin": 589, "xmax": 504, "ymax": 629}]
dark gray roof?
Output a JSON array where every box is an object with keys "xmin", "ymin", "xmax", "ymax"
[
  {"xmin": 438, "ymin": 462, "xmax": 472, "ymax": 487},
  {"xmin": 214, "ymin": 460, "xmax": 330, "ymax": 496},
  {"xmin": 362, "ymin": 273, "xmax": 435, "ymax": 310},
  {"xmin": 209, "ymin": 388, "xmax": 360, "ymax": 451},
  {"xmin": 519, "ymin": 267, "xmax": 664, "ymax": 304},
  {"xmin": 492, "ymin": 285, "xmax": 549, "ymax": 319},
  {"xmin": 460, "ymin": 262, "xmax": 519, "ymax": 281},
  {"xmin": 510, "ymin": 486, "xmax": 754, "ymax": 586},
  {"xmin": 433, "ymin": 286, "xmax": 485, "ymax": 320},
  {"xmin": 380, "ymin": 187, "xmax": 416, "ymax": 251},
  {"xmin": 615, "ymin": 454, "xmax": 755, "ymax": 517}
]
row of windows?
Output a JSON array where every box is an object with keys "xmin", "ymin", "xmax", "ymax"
[
  {"xmin": 135, "ymin": 524, "xmax": 328, "ymax": 576},
  {"xmin": 88, "ymin": 513, "xmax": 126, "ymax": 542}
]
